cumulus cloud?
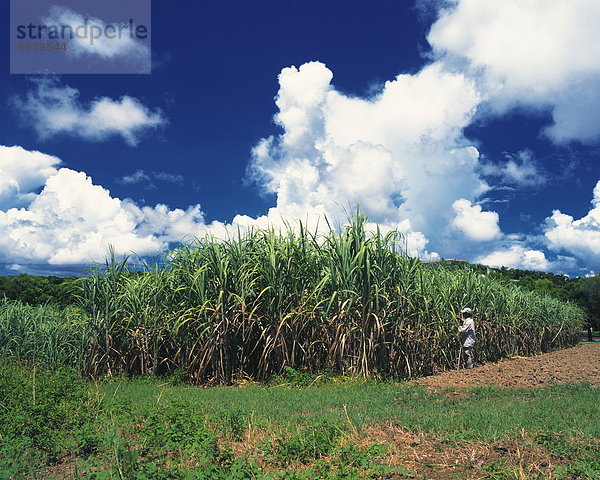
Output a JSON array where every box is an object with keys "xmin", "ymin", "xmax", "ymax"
[
  {"xmin": 42, "ymin": 6, "xmax": 150, "ymax": 70},
  {"xmin": 0, "ymin": 165, "xmax": 208, "ymax": 265},
  {"xmin": 451, "ymin": 199, "xmax": 501, "ymax": 241},
  {"xmin": 0, "ymin": 145, "xmax": 62, "ymax": 209},
  {"xmin": 477, "ymin": 244, "xmax": 578, "ymax": 273},
  {"xmin": 478, "ymin": 245, "xmax": 550, "ymax": 271},
  {"xmin": 244, "ymin": 1, "xmax": 600, "ymax": 270},
  {"xmin": 476, "ymin": 180, "xmax": 600, "ymax": 273},
  {"xmin": 249, "ymin": 61, "xmax": 487, "ymax": 258},
  {"xmin": 0, "ymin": 145, "xmax": 333, "ymax": 266},
  {"xmin": 428, "ymin": 0, "xmax": 600, "ymax": 145},
  {"xmin": 543, "ymin": 180, "xmax": 600, "ymax": 269},
  {"xmin": 10, "ymin": 77, "xmax": 165, "ymax": 145}
]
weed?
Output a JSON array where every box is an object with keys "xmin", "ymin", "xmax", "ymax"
[
  {"xmin": 537, "ymin": 433, "xmax": 600, "ymax": 479},
  {"xmin": 140, "ymin": 400, "xmax": 230, "ymax": 463},
  {"xmin": 0, "ymin": 362, "xmax": 93, "ymax": 464},
  {"xmin": 213, "ymin": 408, "xmax": 248, "ymax": 441},
  {"xmin": 264, "ymin": 421, "xmax": 342, "ymax": 465}
]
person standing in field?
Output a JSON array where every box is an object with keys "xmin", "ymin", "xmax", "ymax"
[{"xmin": 458, "ymin": 307, "xmax": 476, "ymax": 369}]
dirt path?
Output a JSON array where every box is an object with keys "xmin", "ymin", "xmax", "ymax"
[{"xmin": 415, "ymin": 342, "xmax": 600, "ymax": 390}]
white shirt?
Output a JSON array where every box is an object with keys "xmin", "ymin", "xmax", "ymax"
[{"xmin": 459, "ymin": 317, "xmax": 477, "ymax": 347}]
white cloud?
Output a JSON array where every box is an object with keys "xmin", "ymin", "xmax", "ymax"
[
  {"xmin": 250, "ymin": 61, "xmax": 488, "ymax": 258},
  {"xmin": 42, "ymin": 6, "xmax": 150, "ymax": 69},
  {"xmin": 152, "ymin": 171, "xmax": 184, "ymax": 184},
  {"xmin": 241, "ymin": 1, "xmax": 600, "ymax": 270},
  {"xmin": 0, "ymin": 143, "xmax": 411, "ymax": 266},
  {"xmin": 0, "ymin": 146, "xmax": 334, "ymax": 266},
  {"xmin": 0, "ymin": 145, "xmax": 62, "ymax": 209},
  {"xmin": 544, "ymin": 180, "xmax": 600, "ymax": 269},
  {"xmin": 117, "ymin": 170, "xmax": 183, "ymax": 190},
  {"xmin": 474, "ymin": 181, "xmax": 600, "ymax": 274},
  {"xmin": 246, "ymin": 50, "xmax": 596, "ymax": 271},
  {"xmin": 428, "ymin": 0, "xmax": 600, "ymax": 145},
  {"xmin": 477, "ymin": 244, "xmax": 579, "ymax": 273},
  {"xmin": 451, "ymin": 198, "xmax": 501, "ymax": 241},
  {"xmin": 118, "ymin": 169, "xmax": 152, "ymax": 186},
  {"xmin": 478, "ymin": 245, "xmax": 550, "ymax": 271},
  {"xmin": 479, "ymin": 150, "xmax": 546, "ymax": 188},
  {"xmin": 0, "ymin": 150, "xmax": 209, "ymax": 264},
  {"xmin": 10, "ymin": 78, "xmax": 165, "ymax": 145}
]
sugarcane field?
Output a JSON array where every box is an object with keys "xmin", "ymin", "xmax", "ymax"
[{"xmin": 1, "ymin": 216, "xmax": 598, "ymax": 479}]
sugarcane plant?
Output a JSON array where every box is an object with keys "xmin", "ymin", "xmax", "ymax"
[{"xmin": 68, "ymin": 212, "xmax": 584, "ymax": 383}]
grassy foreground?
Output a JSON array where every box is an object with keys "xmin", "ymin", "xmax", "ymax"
[{"xmin": 1, "ymin": 361, "xmax": 598, "ymax": 479}]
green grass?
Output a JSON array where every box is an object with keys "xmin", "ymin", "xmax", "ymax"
[
  {"xmin": 396, "ymin": 383, "xmax": 599, "ymax": 440},
  {"xmin": 2, "ymin": 361, "xmax": 598, "ymax": 479},
  {"xmin": 98, "ymin": 376, "xmax": 599, "ymax": 442}
]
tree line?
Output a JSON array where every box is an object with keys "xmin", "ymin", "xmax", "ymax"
[
  {"xmin": 499, "ymin": 269, "xmax": 599, "ymax": 329},
  {"xmin": 0, "ymin": 274, "xmax": 78, "ymax": 308}
]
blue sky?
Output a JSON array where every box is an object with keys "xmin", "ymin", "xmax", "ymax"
[{"xmin": 1, "ymin": 0, "xmax": 599, "ymax": 277}]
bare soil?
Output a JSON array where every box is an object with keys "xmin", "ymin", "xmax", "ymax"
[
  {"xmin": 373, "ymin": 343, "xmax": 600, "ymax": 478},
  {"xmin": 359, "ymin": 424, "xmax": 573, "ymax": 480},
  {"xmin": 415, "ymin": 342, "xmax": 600, "ymax": 390}
]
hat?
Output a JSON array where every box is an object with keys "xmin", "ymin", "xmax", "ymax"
[{"xmin": 461, "ymin": 307, "xmax": 472, "ymax": 314}]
